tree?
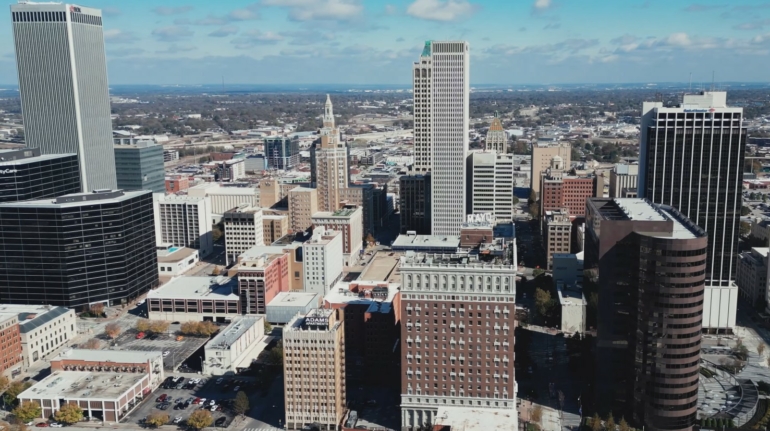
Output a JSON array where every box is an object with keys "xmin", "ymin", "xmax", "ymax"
[
  {"xmin": 136, "ymin": 320, "xmax": 150, "ymax": 333},
  {"xmin": 54, "ymin": 403, "xmax": 83, "ymax": 425},
  {"xmin": 233, "ymin": 391, "xmax": 249, "ymax": 416},
  {"xmin": 532, "ymin": 268, "xmax": 545, "ymax": 277},
  {"xmin": 618, "ymin": 417, "xmax": 630, "ymax": 431},
  {"xmin": 759, "ymin": 343, "xmax": 766, "ymax": 356},
  {"xmin": 12, "ymin": 401, "xmax": 41, "ymax": 423},
  {"xmin": 590, "ymin": 413, "xmax": 602, "ymax": 431},
  {"xmin": 89, "ymin": 303, "xmax": 105, "ymax": 317},
  {"xmin": 741, "ymin": 221, "xmax": 751, "ymax": 236},
  {"xmin": 104, "ymin": 322, "xmax": 122, "ymax": 340},
  {"xmin": 531, "ymin": 405, "xmax": 543, "ymax": 426},
  {"xmin": 365, "ymin": 233, "xmax": 376, "ymax": 246},
  {"xmin": 264, "ymin": 320, "xmax": 273, "ymax": 334},
  {"xmin": 0, "ymin": 376, "xmax": 10, "ymax": 392},
  {"xmin": 179, "ymin": 321, "xmax": 219, "ymax": 337},
  {"xmin": 266, "ymin": 341, "xmax": 284, "ymax": 368},
  {"xmin": 741, "ymin": 205, "xmax": 751, "ymax": 216},
  {"xmin": 4, "ymin": 381, "xmax": 32, "ymax": 406},
  {"xmin": 83, "ymin": 338, "xmax": 101, "ymax": 349},
  {"xmin": 534, "ymin": 288, "xmax": 554, "ymax": 318},
  {"xmin": 145, "ymin": 413, "xmax": 169, "ymax": 428},
  {"xmin": 186, "ymin": 410, "xmax": 213, "ymax": 430},
  {"xmin": 149, "ymin": 320, "xmax": 170, "ymax": 334},
  {"xmin": 605, "ymin": 415, "xmax": 616, "ymax": 431}
]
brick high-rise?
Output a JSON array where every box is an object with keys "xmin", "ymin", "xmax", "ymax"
[{"xmin": 399, "ymin": 251, "xmax": 518, "ymax": 430}]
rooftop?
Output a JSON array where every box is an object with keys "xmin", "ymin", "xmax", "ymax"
[
  {"xmin": 287, "ymin": 308, "xmax": 339, "ymax": 332},
  {"xmin": 400, "ymin": 251, "xmax": 514, "ymax": 269},
  {"xmin": 19, "ymin": 371, "xmax": 146, "ymax": 401},
  {"xmin": 359, "ymin": 251, "xmax": 402, "ymax": 282},
  {"xmin": 206, "ymin": 316, "xmax": 263, "ymax": 350},
  {"xmin": 434, "ymin": 406, "xmax": 517, "ymax": 431},
  {"xmin": 592, "ymin": 198, "xmax": 705, "ymax": 239},
  {"xmin": 238, "ymin": 245, "xmax": 289, "ymax": 261},
  {"xmin": 556, "ymin": 283, "xmax": 587, "ymax": 307},
  {"xmin": 0, "ymin": 148, "xmax": 76, "ymax": 165},
  {"xmin": 268, "ymin": 292, "xmax": 319, "ymax": 308},
  {"xmin": 0, "ymin": 190, "xmax": 150, "ymax": 208},
  {"xmin": 156, "ymin": 247, "xmax": 198, "ymax": 263},
  {"xmin": 323, "ymin": 280, "xmax": 400, "ymax": 306},
  {"xmin": 312, "ymin": 207, "xmax": 361, "ymax": 218},
  {"xmin": 147, "ymin": 276, "xmax": 238, "ymax": 301},
  {"xmin": 0, "ymin": 304, "xmax": 73, "ymax": 334},
  {"xmin": 392, "ymin": 233, "xmax": 461, "ymax": 249},
  {"xmin": 53, "ymin": 348, "xmax": 162, "ymax": 364}
]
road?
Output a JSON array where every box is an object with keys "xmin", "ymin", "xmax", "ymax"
[{"xmin": 239, "ymin": 375, "xmax": 285, "ymax": 430}]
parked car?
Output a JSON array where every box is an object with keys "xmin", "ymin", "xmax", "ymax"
[
  {"xmin": 156, "ymin": 394, "xmax": 168, "ymax": 402},
  {"xmin": 173, "ymin": 417, "xmax": 182, "ymax": 424},
  {"xmin": 136, "ymin": 332, "xmax": 146, "ymax": 339},
  {"xmin": 215, "ymin": 417, "xmax": 228, "ymax": 427},
  {"xmin": 216, "ymin": 378, "xmax": 223, "ymax": 384},
  {"xmin": 49, "ymin": 424, "xmax": 62, "ymax": 428},
  {"xmin": 232, "ymin": 386, "xmax": 240, "ymax": 392},
  {"xmin": 192, "ymin": 397, "xmax": 201, "ymax": 405},
  {"xmin": 35, "ymin": 424, "xmax": 48, "ymax": 428}
]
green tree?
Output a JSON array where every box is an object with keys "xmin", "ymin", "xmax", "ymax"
[
  {"xmin": 186, "ymin": 410, "xmax": 213, "ymax": 430},
  {"xmin": 532, "ymin": 268, "xmax": 545, "ymax": 277},
  {"xmin": 4, "ymin": 381, "xmax": 32, "ymax": 406},
  {"xmin": 266, "ymin": 342, "xmax": 284, "ymax": 368},
  {"xmin": 54, "ymin": 403, "xmax": 83, "ymax": 425},
  {"xmin": 145, "ymin": 413, "xmax": 169, "ymax": 428},
  {"xmin": 741, "ymin": 205, "xmax": 751, "ymax": 216},
  {"xmin": 534, "ymin": 288, "xmax": 554, "ymax": 318},
  {"xmin": 264, "ymin": 320, "xmax": 273, "ymax": 334},
  {"xmin": 233, "ymin": 391, "xmax": 250, "ymax": 416},
  {"xmin": 12, "ymin": 401, "xmax": 41, "ymax": 423}
]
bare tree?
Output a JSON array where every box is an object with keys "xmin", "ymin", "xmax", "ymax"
[
  {"xmin": 104, "ymin": 322, "xmax": 121, "ymax": 340},
  {"xmin": 759, "ymin": 343, "xmax": 766, "ymax": 356},
  {"xmin": 83, "ymin": 338, "xmax": 101, "ymax": 349}
]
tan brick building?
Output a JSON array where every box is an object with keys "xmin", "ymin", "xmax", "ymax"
[
  {"xmin": 288, "ymin": 187, "xmax": 318, "ymax": 233},
  {"xmin": 530, "ymin": 142, "xmax": 571, "ymax": 197}
]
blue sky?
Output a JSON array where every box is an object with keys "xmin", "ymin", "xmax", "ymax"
[{"xmin": 2, "ymin": 0, "xmax": 770, "ymax": 85}]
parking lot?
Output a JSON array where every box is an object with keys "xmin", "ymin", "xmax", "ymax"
[
  {"xmin": 123, "ymin": 375, "xmax": 257, "ymax": 428},
  {"xmin": 111, "ymin": 328, "xmax": 210, "ymax": 371}
]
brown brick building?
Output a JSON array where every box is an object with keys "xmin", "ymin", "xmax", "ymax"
[{"xmin": 0, "ymin": 315, "xmax": 22, "ymax": 378}]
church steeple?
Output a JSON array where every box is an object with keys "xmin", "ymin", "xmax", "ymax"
[{"xmin": 323, "ymin": 94, "xmax": 335, "ymax": 128}]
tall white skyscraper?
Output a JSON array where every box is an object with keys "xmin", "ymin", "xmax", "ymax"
[
  {"xmin": 316, "ymin": 95, "xmax": 348, "ymax": 212},
  {"xmin": 11, "ymin": 2, "xmax": 117, "ymax": 191},
  {"xmin": 413, "ymin": 41, "xmax": 469, "ymax": 235}
]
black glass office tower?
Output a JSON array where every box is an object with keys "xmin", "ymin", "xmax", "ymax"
[
  {"xmin": 114, "ymin": 143, "xmax": 165, "ymax": 193},
  {"xmin": 0, "ymin": 148, "xmax": 81, "ymax": 202},
  {"xmin": 265, "ymin": 136, "xmax": 300, "ymax": 170},
  {"xmin": 0, "ymin": 190, "xmax": 159, "ymax": 308}
]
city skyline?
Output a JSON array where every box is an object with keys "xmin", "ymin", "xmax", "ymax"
[{"xmin": 3, "ymin": 0, "xmax": 770, "ymax": 85}]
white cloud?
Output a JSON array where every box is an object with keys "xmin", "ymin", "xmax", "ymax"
[
  {"xmin": 406, "ymin": 0, "xmax": 479, "ymax": 22},
  {"xmin": 208, "ymin": 26, "xmax": 240, "ymax": 38},
  {"xmin": 261, "ymin": 0, "xmax": 363, "ymax": 21},
  {"xmin": 231, "ymin": 30, "xmax": 284, "ymax": 49},
  {"xmin": 151, "ymin": 26, "xmax": 194, "ymax": 42},
  {"xmin": 533, "ymin": 0, "xmax": 552, "ymax": 9},
  {"xmin": 152, "ymin": 6, "xmax": 194, "ymax": 16},
  {"xmin": 103, "ymin": 29, "xmax": 137, "ymax": 44}
]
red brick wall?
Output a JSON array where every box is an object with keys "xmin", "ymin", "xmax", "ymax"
[{"xmin": 0, "ymin": 322, "xmax": 22, "ymax": 375}]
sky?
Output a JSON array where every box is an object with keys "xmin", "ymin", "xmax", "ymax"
[{"xmin": 2, "ymin": 0, "xmax": 770, "ymax": 85}]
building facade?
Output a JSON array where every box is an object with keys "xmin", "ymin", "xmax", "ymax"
[
  {"xmin": 165, "ymin": 175, "xmax": 189, "ymax": 194},
  {"xmin": 0, "ymin": 190, "xmax": 159, "ymax": 308},
  {"xmin": 413, "ymin": 41, "xmax": 469, "ymax": 236},
  {"xmin": 0, "ymin": 148, "xmax": 80, "ymax": 203},
  {"xmin": 540, "ymin": 156, "xmax": 597, "ymax": 218},
  {"xmin": 311, "ymin": 206, "xmax": 363, "ymax": 266},
  {"xmin": 608, "ymin": 163, "xmax": 639, "ymax": 199},
  {"xmin": 284, "ymin": 308, "xmax": 346, "ymax": 431},
  {"xmin": 544, "ymin": 209, "xmax": 572, "ymax": 270},
  {"xmin": 114, "ymin": 142, "xmax": 165, "ymax": 193},
  {"xmin": 236, "ymin": 252, "xmax": 289, "ymax": 315},
  {"xmin": 400, "ymin": 174, "xmax": 432, "ymax": 235},
  {"xmin": 586, "ymin": 198, "xmax": 706, "ymax": 431},
  {"xmin": 203, "ymin": 316, "xmax": 266, "ymax": 375},
  {"xmin": 153, "ymin": 195, "xmax": 214, "ymax": 257},
  {"xmin": 187, "ymin": 183, "xmax": 259, "ymax": 215},
  {"xmin": 147, "ymin": 276, "xmax": 240, "ymax": 323},
  {"xmin": 485, "ymin": 115, "xmax": 507, "ymax": 153},
  {"xmin": 0, "ymin": 315, "xmax": 23, "ymax": 378},
  {"xmin": 467, "ymin": 151, "xmax": 515, "ymax": 222},
  {"xmin": 316, "ymin": 96, "xmax": 349, "ymax": 212},
  {"xmin": 265, "ymin": 136, "xmax": 300, "ymax": 170},
  {"xmin": 214, "ymin": 159, "xmax": 245, "ymax": 182},
  {"xmin": 1, "ymin": 304, "xmax": 77, "ymax": 368},
  {"xmin": 639, "ymin": 91, "xmax": 744, "ymax": 331},
  {"xmin": 736, "ymin": 247, "xmax": 768, "ymax": 307},
  {"xmin": 263, "ymin": 214, "xmax": 289, "ymax": 245},
  {"xmin": 11, "ymin": 3, "xmax": 117, "ymax": 191},
  {"xmin": 303, "ymin": 228, "xmax": 344, "ymax": 296},
  {"xmin": 224, "ymin": 204, "xmax": 264, "ymax": 265},
  {"xmin": 399, "ymin": 252, "xmax": 518, "ymax": 430},
  {"xmin": 288, "ymin": 187, "xmax": 318, "ymax": 233},
  {"xmin": 530, "ymin": 142, "xmax": 572, "ymax": 197}
]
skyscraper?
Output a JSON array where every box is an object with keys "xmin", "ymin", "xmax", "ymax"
[
  {"xmin": 638, "ymin": 91, "xmax": 744, "ymax": 330},
  {"xmin": 114, "ymin": 142, "xmax": 165, "ymax": 193},
  {"xmin": 11, "ymin": 2, "xmax": 117, "ymax": 191},
  {"xmin": 485, "ymin": 114, "xmax": 507, "ymax": 153},
  {"xmin": 0, "ymin": 148, "xmax": 80, "ymax": 203},
  {"xmin": 413, "ymin": 41, "xmax": 469, "ymax": 235},
  {"xmin": 315, "ymin": 95, "xmax": 349, "ymax": 212}
]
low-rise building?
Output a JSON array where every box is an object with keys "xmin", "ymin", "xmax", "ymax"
[
  {"xmin": 311, "ymin": 206, "xmax": 364, "ymax": 266},
  {"xmin": 284, "ymin": 308, "xmax": 346, "ymax": 431},
  {"xmin": 0, "ymin": 314, "xmax": 22, "ymax": 378},
  {"xmin": 557, "ymin": 282, "xmax": 587, "ymax": 335},
  {"xmin": 213, "ymin": 159, "xmax": 245, "ymax": 182},
  {"xmin": 266, "ymin": 292, "xmax": 320, "ymax": 324},
  {"xmin": 165, "ymin": 175, "xmax": 189, "ymax": 194},
  {"xmin": 0, "ymin": 304, "xmax": 76, "ymax": 368},
  {"xmin": 552, "ymin": 252, "xmax": 584, "ymax": 287},
  {"xmin": 737, "ymin": 247, "xmax": 769, "ymax": 306},
  {"xmin": 751, "ymin": 218, "xmax": 770, "ymax": 243},
  {"xmin": 147, "ymin": 276, "xmax": 240, "ymax": 323},
  {"xmin": 157, "ymin": 247, "xmax": 200, "ymax": 277},
  {"xmin": 203, "ymin": 316, "xmax": 266, "ymax": 376}
]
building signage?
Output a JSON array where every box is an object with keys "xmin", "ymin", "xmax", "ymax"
[
  {"xmin": 69, "ymin": 6, "xmax": 82, "ymax": 13},
  {"xmin": 683, "ymin": 109, "xmax": 708, "ymax": 113},
  {"xmin": 0, "ymin": 169, "xmax": 18, "ymax": 175},
  {"xmin": 306, "ymin": 316, "xmax": 329, "ymax": 326}
]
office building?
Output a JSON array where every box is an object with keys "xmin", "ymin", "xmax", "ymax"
[
  {"xmin": 413, "ymin": 41, "xmax": 469, "ymax": 236},
  {"xmin": 263, "ymin": 214, "xmax": 289, "ymax": 245},
  {"xmin": 736, "ymin": 247, "xmax": 768, "ymax": 307},
  {"xmin": 608, "ymin": 163, "xmax": 639, "ymax": 199},
  {"xmin": 187, "ymin": 183, "xmax": 259, "ymax": 215},
  {"xmin": 265, "ymin": 136, "xmax": 300, "ymax": 170},
  {"xmin": 284, "ymin": 308, "xmax": 346, "ymax": 431},
  {"xmin": 467, "ymin": 151, "xmax": 515, "ymax": 222},
  {"xmin": 288, "ymin": 187, "xmax": 318, "ymax": 233},
  {"xmin": 214, "ymin": 159, "xmax": 245, "ymax": 182},
  {"xmin": 485, "ymin": 114, "xmax": 507, "ymax": 153},
  {"xmin": 165, "ymin": 175, "xmax": 189, "ymax": 194},
  {"xmin": 340, "ymin": 184, "xmax": 378, "ymax": 235},
  {"xmin": 258, "ymin": 178, "xmax": 281, "ymax": 208},
  {"xmin": 266, "ymin": 292, "xmax": 319, "ymax": 325},
  {"xmin": 153, "ymin": 195, "xmax": 214, "ymax": 257},
  {"xmin": 236, "ymin": 250, "xmax": 290, "ymax": 315},
  {"xmin": 203, "ymin": 316, "xmax": 266, "ymax": 375},
  {"xmin": 114, "ymin": 142, "xmax": 165, "ymax": 193},
  {"xmin": 0, "ymin": 304, "xmax": 76, "ymax": 368},
  {"xmin": 0, "ymin": 148, "xmax": 80, "ymax": 203},
  {"xmin": 530, "ymin": 142, "xmax": 571, "ymax": 197},
  {"xmin": 316, "ymin": 95, "xmax": 349, "ymax": 212},
  {"xmin": 540, "ymin": 156, "xmax": 598, "ymax": 218},
  {"xmin": 552, "ymin": 253, "xmax": 584, "ymax": 287},
  {"xmin": 311, "ymin": 206, "xmax": 363, "ymax": 266},
  {"xmin": 0, "ymin": 190, "xmax": 159, "ymax": 308},
  {"xmin": 544, "ymin": 209, "xmax": 572, "ymax": 270},
  {"xmin": 0, "ymin": 314, "xmax": 22, "ymax": 377},
  {"xmin": 639, "ymin": 91, "xmax": 744, "ymax": 331},
  {"xmin": 399, "ymin": 252, "xmax": 517, "ymax": 430},
  {"xmin": 223, "ymin": 204, "xmax": 264, "ymax": 265},
  {"xmin": 303, "ymin": 227, "xmax": 344, "ymax": 296},
  {"xmin": 400, "ymin": 174, "xmax": 432, "ymax": 235},
  {"xmin": 586, "ymin": 198, "xmax": 706, "ymax": 431},
  {"xmin": 147, "ymin": 276, "xmax": 239, "ymax": 323},
  {"xmin": 11, "ymin": 3, "xmax": 117, "ymax": 191}
]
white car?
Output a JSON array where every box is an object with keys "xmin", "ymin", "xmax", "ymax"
[
  {"xmin": 50, "ymin": 424, "xmax": 63, "ymax": 428},
  {"xmin": 210, "ymin": 405, "xmax": 218, "ymax": 411},
  {"xmin": 233, "ymin": 386, "xmax": 240, "ymax": 392},
  {"xmin": 173, "ymin": 417, "xmax": 182, "ymax": 424},
  {"xmin": 209, "ymin": 399, "xmax": 216, "ymax": 406},
  {"xmin": 163, "ymin": 351, "xmax": 170, "ymax": 357}
]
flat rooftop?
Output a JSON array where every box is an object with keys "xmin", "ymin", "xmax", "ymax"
[
  {"xmin": 435, "ymin": 406, "xmax": 517, "ymax": 431},
  {"xmin": 286, "ymin": 308, "xmax": 338, "ymax": 332},
  {"xmin": 593, "ymin": 198, "xmax": 705, "ymax": 239},
  {"xmin": 557, "ymin": 283, "xmax": 587, "ymax": 307},
  {"xmin": 206, "ymin": 316, "xmax": 263, "ymax": 350},
  {"xmin": 53, "ymin": 348, "xmax": 162, "ymax": 364},
  {"xmin": 400, "ymin": 251, "xmax": 514, "ymax": 269},
  {"xmin": 19, "ymin": 371, "xmax": 146, "ymax": 401},
  {"xmin": 147, "ymin": 276, "xmax": 239, "ymax": 301},
  {"xmin": 392, "ymin": 233, "xmax": 461, "ymax": 249},
  {"xmin": 324, "ymin": 280, "xmax": 400, "ymax": 306},
  {"xmin": 267, "ymin": 292, "xmax": 319, "ymax": 308},
  {"xmin": 238, "ymin": 245, "xmax": 288, "ymax": 261},
  {"xmin": 0, "ymin": 190, "xmax": 150, "ymax": 208},
  {"xmin": 0, "ymin": 148, "xmax": 76, "ymax": 165},
  {"xmin": 359, "ymin": 251, "xmax": 402, "ymax": 282},
  {"xmin": 157, "ymin": 247, "xmax": 198, "ymax": 263},
  {"xmin": 0, "ymin": 304, "xmax": 73, "ymax": 334}
]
